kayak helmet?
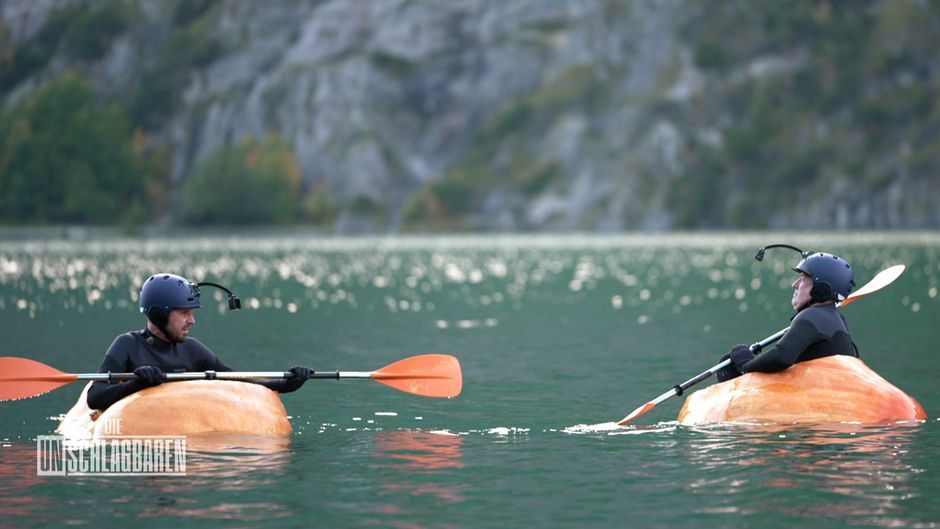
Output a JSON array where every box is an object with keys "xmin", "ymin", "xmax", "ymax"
[
  {"xmin": 139, "ymin": 273, "xmax": 201, "ymax": 331},
  {"xmin": 792, "ymin": 252, "xmax": 855, "ymax": 303},
  {"xmin": 755, "ymin": 243, "xmax": 855, "ymax": 305}
]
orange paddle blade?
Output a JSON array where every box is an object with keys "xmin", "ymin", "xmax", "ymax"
[
  {"xmin": 371, "ymin": 354, "xmax": 462, "ymax": 398},
  {"xmin": 617, "ymin": 402, "xmax": 655, "ymax": 426},
  {"xmin": 838, "ymin": 264, "xmax": 905, "ymax": 308},
  {"xmin": 0, "ymin": 357, "xmax": 78, "ymax": 401}
]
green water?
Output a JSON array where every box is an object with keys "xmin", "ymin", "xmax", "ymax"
[{"xmin": 1, "ymin": 232, "xmax": 938, "ymax": 528}]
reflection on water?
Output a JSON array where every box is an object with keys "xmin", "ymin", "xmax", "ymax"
[
  {"xmin": 560, "ymin": 420, "xmax": 934, "ymax": 527},
  {"xmin": 0, "ymin": 445, "xmax": 53, "ymax": 518},
  {"xmin": 369, "ymin": 430, "xmax": 466, "ymax": 527},
  {"xmin": 0, "ymin": 435, "xmax": 293, "ymax": 522},
  {"xmin": 679, "ymin": 424, "xmax": 926, "ymax": 526},
  {"xmin": 373, "ymin": 430, "xmax": 464, "ymax": 472},
  {"xmin": 176, "ymin": 434, "xmax": 292, "ymax": 479}
]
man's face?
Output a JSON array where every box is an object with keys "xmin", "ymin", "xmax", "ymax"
[
  {"xmin": 791, "ymin": 273, "xmax": 813, "ymax": 310},
  {"xmin": 165, "ymin": 308, "xmax": 196, "ymax": 342}
]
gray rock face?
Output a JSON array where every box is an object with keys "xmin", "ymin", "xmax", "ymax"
[{"xmin": 2, "ymin": 0, "xmax": 936, "ymax": 231}]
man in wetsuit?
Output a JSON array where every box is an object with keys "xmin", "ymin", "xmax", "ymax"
[
  {"xmin": 87, "ymin": 273, "xmax": 312, "ymax": 411},
  {"xmin": 716, "ymin": 251, "xmax": 857, "ymax": 382}
]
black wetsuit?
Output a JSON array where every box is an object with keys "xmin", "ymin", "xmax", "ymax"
[
  {"xmin": 740, "ymin": 304, "xmax": 858, "ymax": 374},
  {"xmin": 86, "ymin": 329, "xmax": 301, "ymax": 411}
]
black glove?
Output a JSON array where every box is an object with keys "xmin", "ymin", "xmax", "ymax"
[
  {"xmin": 134, "ymin": 365, "xmax": 166, "ymax": 387},
  {"xmin": 715, "ymin": 344, "xmax": 754, "ymax": 383},
  {"xmin": 729, "ymin": 344, "xmax": 755, "ymax": 371},
  {"xmin": 281, "ymin": 365, "xmax": 312, "ymax": 393},
  {"xmin": 715, "ymin": 353, "xmax": 739, "ymax": 383}
]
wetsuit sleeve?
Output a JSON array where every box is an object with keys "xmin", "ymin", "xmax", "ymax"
[
  {"xmin": 86, "ymin": 334, "xmax": 149, "ymax": 411},
  {"xmin": 741, "ymin": 317, "xmax": 818, "ymax": 374}
]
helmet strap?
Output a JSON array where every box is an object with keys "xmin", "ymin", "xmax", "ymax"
[
  {"xmin": 145, "ymin": 308, "xmax": 175, "ymax": 342},
  {"xmin": 809, "ymin": 282, "xmax": 834, "ymax": 305},
  {"xmin": 797, "ymin": 284, "xmax": 836, "ymax": 312}
]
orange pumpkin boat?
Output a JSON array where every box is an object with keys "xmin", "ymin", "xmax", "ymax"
[
  {"xmin": 57, "ymin": 380, "xmax": 292, "ymax": 438},
  {"xmin": 677, "ymin": 356, "xmax": 926, "ymax": 425}
]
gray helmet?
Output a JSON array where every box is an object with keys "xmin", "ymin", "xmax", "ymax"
[
  {"xmin": 792, "ymin": 252, "xmax": 855, "ymax": 303},
  {"xmin": 139, "ymin": 273, "xmax": 200, "ymax": 329}
]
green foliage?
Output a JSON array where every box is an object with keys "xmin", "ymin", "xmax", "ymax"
[
  {"xmin": 166, "ymin": 25, "xmax": 224, "ymax": 69},
  {"xmin": 672, "ymin": 0, "xmax": 940, "ymax": 228},
  {"xmin": 181, "ymin": 135, "xmax": 303, "ymax": 225},
  {"xmin": 0, "ymin": 74, "xmax": 145, "ymax": 224},
  {"xmin": 172, "ymin": 0, "xmax": 218, "ymax": 27},
  {"xmin": 0, "ymin": 2, "xmax": 130, "ymax": 90},
  {"xmin": 349, "ymin": 195, "xmax": 384, "ymax": 216},
  {"xmin": 62, "ymin": 2, "xmax": 130, "ymax": 61},
  {"xmin": 402, "ymin": 171, "xmax": 473, "ymax": 228},
  {"xmin": 517, "ymin": 163, "xmax": 561, "ymax": 195},
  {"xmin": 692, "ymin": 40, "xmax": 729, "ymax": 71},
  {"xmin": 666, "ymin": 149, "xmax": 727, "ymax": 228},
  {"xmin": 127, "ymin": 72, "xmax": 175, "ymax": 129},
  {"xmin": 369, "ymin": 51, "xmax": 417, "ymax": 76},
  {"xmin": 128, "ymin": 1, "xmax": 223, "ymax": 129},
  {"xmin": 401, "ymin": 188, "xmax": 465, "ymax": 230},
  {"xmin": 686, "ymin": 1, "xmax": 877, "ymax": 112},
  {"xmin": 1, "ymin": 6, "xmax": 76, "ymax": 89},
  {"xmin": 302, "ymin": 184, "xmax": 339, "ymax": 225}
]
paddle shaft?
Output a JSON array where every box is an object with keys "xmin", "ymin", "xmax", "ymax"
[
  {"xmin": 644, "ymin": 328, "xmax": 787, "ymax": 408},
  {"xmin": 1, "ymin": 353, "xmax": 462, "ymax": 401},
  {"xmin": 63, "ymin": 370, "xmax": 370, "ymax": 382}
]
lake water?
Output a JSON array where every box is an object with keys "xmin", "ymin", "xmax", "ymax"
[{"xmin": 1, "ymin": 232, "xmax": 938, "ymax": 528}]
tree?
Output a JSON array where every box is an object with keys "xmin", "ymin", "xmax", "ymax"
[
  {"xmin": 0, "ymin": 73, "xmax": 145, "ymax": 224},
  {"xmin": 181, "ymin": 135, "xmax": 302, "ymax": 225}
]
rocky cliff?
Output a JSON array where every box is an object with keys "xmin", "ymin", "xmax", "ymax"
[{"xmin": 3, "ymin": 0, "xmax": 938, "ymax": 231}]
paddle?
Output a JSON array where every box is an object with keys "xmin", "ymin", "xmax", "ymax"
[
  {"xmin": 616, "ymin": 264, "xmax": 906, "ymax": 426},
  {"xmin": 0, "ymin": 354, "xmax": 462, "ymax": 401}
]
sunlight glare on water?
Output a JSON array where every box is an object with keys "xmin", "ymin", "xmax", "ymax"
[{"xmin": 1, "ymin": 232, "xmax": 939, "ymax": 529}]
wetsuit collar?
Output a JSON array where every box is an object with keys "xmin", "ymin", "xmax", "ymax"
[
  {"xmin": 141, "ymin": 328, "xmax": 174, "ymax": 350},
  {"xmin": 792, "ymin": 300, "xmax": 837, "ymax": 319}
]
